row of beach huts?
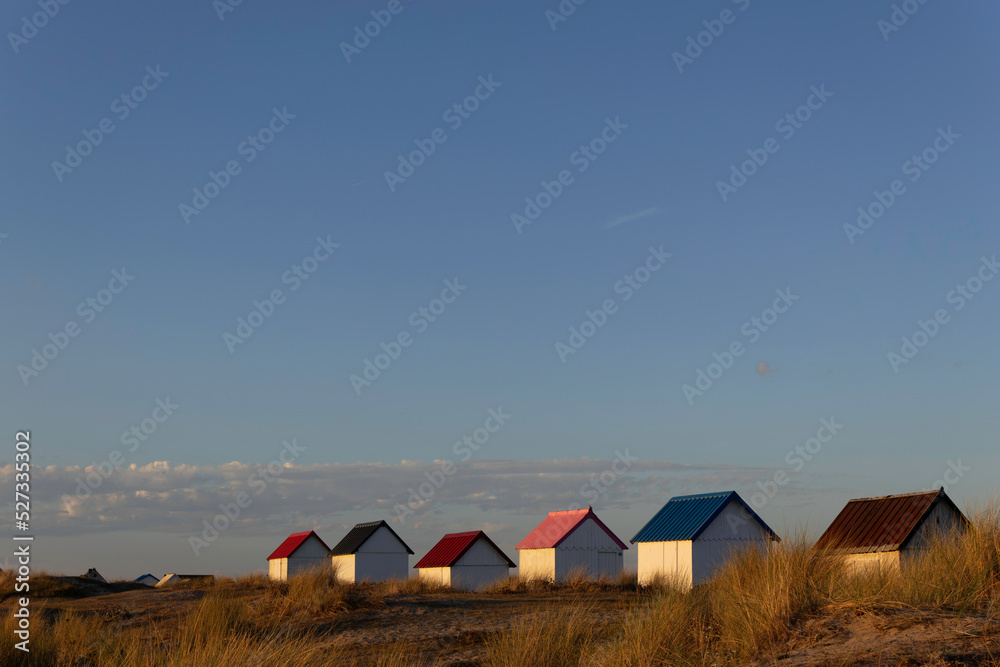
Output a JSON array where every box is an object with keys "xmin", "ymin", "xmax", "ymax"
[
  {"xmin": 266, "ymin": 487, "xmax": 967, "ymax": 590},
  {"xmin": 76, "ymin": 569, "xmax": 215, "ymax": 588}
]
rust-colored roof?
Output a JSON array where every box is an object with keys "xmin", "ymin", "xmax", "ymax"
[
  {"xmin": 414, "ymin": 531, "xmax": 516, "ymax": 569},
  {"xmin": 267, "ymin": 530, "xmax": 330, "ymax": 560},
  {"xmin": 516, "ymin": 507, "xmax": 628, "ymax": 551},
  {"xmin": 813, "ymin": 489, "xmax": 963, "ymax": 554}
]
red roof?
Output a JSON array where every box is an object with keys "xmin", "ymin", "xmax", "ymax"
[
  {"xmin": 814, "ymin": 489, "xmax": 966, "ymax": 554},
  {"xmin": 516, "ymin": 507, "xmax": 628, "ymax": 551},
  {"xmin": 414, "ymin": 531, "xmax": 516, "ymax": 569},
  {"xmin": 266, "ymin": 530, "xmax": 330, "ymax": 560}
]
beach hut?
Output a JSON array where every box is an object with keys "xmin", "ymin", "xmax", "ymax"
[
  {"xmin": 81, "ymin": 568, "xmax": 107, "ymax": 583},
  {"xmin": 266, "ymin": 530, "xmax": 331, "ymax": 581},
  {"xmin": 813, "ymin": 488, "xmax": 967, "ymax": 572},
  {"xmin": 155, "ymin": 574, "xmax": 215, "ymax": 587},
  {"xmin": 631, "ymin": 491, "xmax": 778, "ymax": 588},
  {"xmin": 329, "ymin": 520, "xmax": 414, "ymax": 583},
  {"xmin": 134, "ymin": 574, "xmax": 160, "ymax": 587},
  {"xmin": 414, "ymin": 531, "xmax": 516, "ymax": 590},
  {"xmin": 516, "ymin": 506, "xmax": 628, "ymax": 581}
]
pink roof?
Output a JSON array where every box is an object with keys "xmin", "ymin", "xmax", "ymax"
[
  {"xmin": 266, "ymin": 530, "xmax": 330, "ymax": 560},
  {"xmin": 414, "ymin": 531, "xmax": 516, "ymax": 569},
  {"xmin": 515, "ymin": 507, "xmax": 628, "ymax": 551}
]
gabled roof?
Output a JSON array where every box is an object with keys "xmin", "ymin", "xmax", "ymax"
[
  {"xmin": 631, "ymin": 491, "xmax": 778, "ymax": 543},
  {"xmin": 516, "ymin": 507, "xmax": 628, "ymax": 550},
  {"xmin": 82, "ymin": 568, "xmax": 107, "ymax": 583},
  {"xmin": 414, "ymin": 531, "xmax": 516, "ymax": 569},
  {"xmin": 155, "ymin": 574, "xmax": 214, "ymax": 588},
  {"xmin": 266, "ymin": 530, "xmax": 331, "ymax": 560},
  {"xmin": 135, "ymin": 573, "xmax": 159, "ymax": 582},
  {"xmin": 329, "ymin": 520, "xmax": 414, "ymax": 556},
  {"xmin": 813, "ymin": 488, "xmax": 967, "ymax": 554}
]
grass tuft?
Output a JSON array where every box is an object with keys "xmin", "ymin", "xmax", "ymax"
[{"xmin": 484, "ymin": 604, "xmax": 599, "ymax": 667}]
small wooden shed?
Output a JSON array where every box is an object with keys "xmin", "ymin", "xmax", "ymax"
[
  {"xmin": 516, "ymin": 507, "xmax": 627, "ymax": 581},
  {"xmin": 266, "ymin": 530, "xmax": 331, "ymax": 581},
  {"xmin": 329, "ymin": 520, "xmax": 413, "ymax": 583},
  {"xmin": 631, "ymin": 490, "xmax": 778, "ymax": 588},
  {"xmin": 813, "ymin": 488, "xmax": 967, "ymax": 572},
  {"xmin": 415, "ymin": 531, "xmax": 516, "ymax": 590}
]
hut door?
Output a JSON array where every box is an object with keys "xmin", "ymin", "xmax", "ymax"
[{"xmin": 598, "ymin": 551, "xmax": 619, "ymax": 575}]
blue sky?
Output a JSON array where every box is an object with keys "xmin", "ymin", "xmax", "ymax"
[{"xmin": 2, "ymin": 1, "xmax": 999, "ymax": 577}]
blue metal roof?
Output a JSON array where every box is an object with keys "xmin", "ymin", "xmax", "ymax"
[{"xmin": 630, "ymin": 491, "xmax": 777, "ymax": 543}]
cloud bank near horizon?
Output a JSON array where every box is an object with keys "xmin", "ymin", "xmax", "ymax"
[{"xmin": 2, "ymin": 456, "xmax": 849, "ymax": 539}]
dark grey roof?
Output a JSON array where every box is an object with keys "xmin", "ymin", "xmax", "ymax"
[{"xmin": 329, "ymin": 520, "xmax": 413, "ymax": 556}]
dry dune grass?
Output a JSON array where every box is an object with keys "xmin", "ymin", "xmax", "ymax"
[
  {"xmin": 1, "ymin": 581, "xmax": 419, "ymax": 667},
  {"xmin": 484, "ymin": 567, "xmax": 638, "ymax": 595},
  {"xmin": 509, "ymin": 536, "xmax": 835, "ymax": 667},
  {"xmin": 592, "ymin": 585, "xmax": 707, "ymax": 667},
  {"xmin": 4, "ymin": 570, "xmax": 98, "ymax": 599},
  {"xmin": 1, "ymin": 567, "xmax": 434, "ymax": 666},
  {"xmin": 7, "ymin": 502, "xmax": 999, "ymax": 665},
  {"xmin": 484, "ymin": 502, "xmax": 1000, "ymax": 666},
  {"xmin": 703, "ymin": 530, "xmax": 840, "ymax": 659},
  {"xmin": 483, "ymin": 604, "xmax": 599, "ymax": 667},
  {"xmin": 363, "ymin": 573, "xmax": 449, "ymax": 596},
  {"xmin": 284, "ymin": 567, "xmax": 349, "ymax": 614}
]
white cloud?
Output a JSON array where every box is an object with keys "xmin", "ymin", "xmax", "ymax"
[
  {"xmin": 605, "ymin": 207, "xmax": 660, "ymax": 229},
  {"xmin": 1, "ymin": 457, "xmax": 838, "ymax": 538}
]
